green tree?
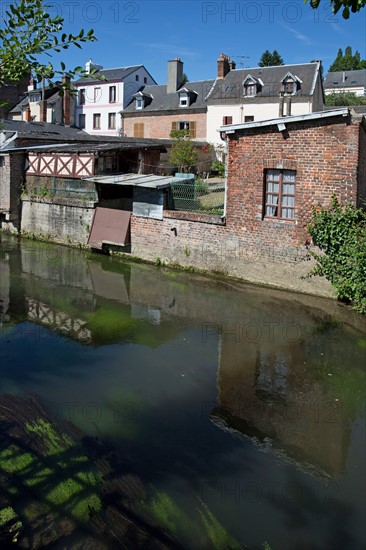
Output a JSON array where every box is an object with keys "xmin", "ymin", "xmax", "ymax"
[
  {"xmin": 0, "ymin": 0, "xmax": 97, "ymax": 89},
  {"xmin": 307, "ymin": 197, "xmax": 366, "ymax": 314},
  {"xmin": 169, "ymin": 129, "xmax": 198, "ymax": 173},
  {"xmin": 325, "ymin": 92, "xmax": 366, "ymax": 106},
  {"xmin": 181, "ymin": 73, "xmax": 189, "ymax": 85},
  {"xmin": 305, "ymin": 0, "xmax": 366, "ymax": 19},
  {"xmin": 329, "ymin": 46, "xmax": 366, "ymax": 71},
  {"xmin": 258, "ymin": 50, "xmax": 284, "ymax": 67}
]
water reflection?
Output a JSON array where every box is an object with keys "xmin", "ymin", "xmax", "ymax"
[{"xmin": 1, "ymin": 234, "xmax": 365, "ymax": 549}]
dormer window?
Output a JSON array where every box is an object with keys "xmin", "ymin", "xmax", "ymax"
[
  {"xmin": 179, "ymin": 92, "xmax": 189, "ymax": 107},
  {"xmin": 242, "ymin": 75, "xmax": 262, "ymax": 98},
  {"xmin": 29, "ymin": 92, "xmax": 41, "ymax": 103},
  {"xmin": 135, "ymin": 97, "xmax": 144, "ymax": 110},
  {"xmin": 244, "ymin": 83, "xmax": 256, "ymax": 97},
  {"xmin": 281, "ymin": 72, "xmax": 301, "ymax": 96}
]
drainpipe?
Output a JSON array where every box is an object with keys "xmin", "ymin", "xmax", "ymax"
[{"xmin": 222, "ymin": 135, "xmax": 228, "ymax": 220}]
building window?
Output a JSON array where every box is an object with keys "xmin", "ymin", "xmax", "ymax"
[
  {"xmin": 172, "ymin": 121, "xmax": 196, "ymax": 138},
  {"xmin": 108, "ymin": 113, "xmax": 116, "ymax": 129},
  {"xmin": 177, "ymin": 121, "xmax": 189, "ymax": 130},
  {"xmin": 79, "ymin": 88, "xmax": 85, "ymax": 105},
  {"xmin": 144, "ymin": 77, "xmax": 147, "ymax": 84},
  {"xmin": 244, "ymin": 116, "xmax": 254, "ymax": 122},
  {"xmin": 29, "ymin": 93, "xmax": 41, "ymax": 102},
  {"xmin": 94, "ymin": 87, "xmax": 101, "ymax": 103},
  {"xmin": 283, "ymin": 81, "xmax": 295, "ymax": 94},
  {"xmin": 264, "ymin": 169, "xmax": 295, "ymax": 220},
  {"xmin": 133, "ymin": 123, "xmax": 144, "ymax": 138},
  {"xmin": 179, "ymin": 93, "xmax": 189, "ymax": 107},
  {"xmin": 135, "ymin": 97, "xmax": 144, "ymax": 109},
  {"xmin": 93, "ymin": 113, "xmax": 101, "ymax": 129},
  {"xmin": 78, "ymin": 114, "xmax": 86, "ymax": 129},
  {"xmin": 109, "ymin": 86, "xmax": 116, "ymax": 103},
  {"xmin": 135, "ymin": 74, "xmax": 139, "ymax": 81},
  {"xmin": 222, "ymin": 116, "xmax": 233, "ymax": 125},
  {"xmin": 243, "ymin": 83, "xmax": 256, "ymax": 97}
]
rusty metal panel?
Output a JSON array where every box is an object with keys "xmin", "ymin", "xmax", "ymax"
[{"xmin": 88, "ymin": 207, "xmax": 131, "ymax": 249}]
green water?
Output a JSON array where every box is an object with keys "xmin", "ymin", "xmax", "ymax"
[{"xmin": 0, "ymin": 234, "xmax": 365, "ymax": 549}]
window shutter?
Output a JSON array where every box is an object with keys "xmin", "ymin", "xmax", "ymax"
[
  {"xmin": 189, "ymin": 121, "xmax": 196, "ymax": 138},
  {"xmin": 134, "ymin": 123, "xmax": 144, "ymax": 138},
  {"xmin": 223, "ymin": 116, "xmax": 232, "ymax": 125},
  {"xmin": 171, "ymin": 121, "xmax": 177, "ymax": 132}
]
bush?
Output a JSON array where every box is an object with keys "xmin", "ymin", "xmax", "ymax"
[
  {"xmin": 307, "ymin": 197, "xmax": 366, "ymax": 314},
  {"xmin": 210, "ymin": 159, "xmax": 225, "ymax": 178}
]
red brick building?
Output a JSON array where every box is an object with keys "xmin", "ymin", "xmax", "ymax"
[
  {"xmin": 128, "ymin": 108, "xmax": 366, "ymax": 296},
  {"xmin": 122, "ymin": 59, "xmax": 214, "ymax": 141}
]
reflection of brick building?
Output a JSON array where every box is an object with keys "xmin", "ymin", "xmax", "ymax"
[{"xmin": 213, "ymin": 335, "xmax": 350, "ymax": 476}]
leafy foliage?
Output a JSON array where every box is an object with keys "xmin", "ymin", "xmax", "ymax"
[
  {"xmin": 0, "ymin": 0, "xmax": 97, "ymax": 89},
  {"xmin": 305, "ymin": 0, "xmax": 366, "ymax": 19},
  {"xmin": 258, "ymin": 50, "xmax": 284, "ymax": 67},
  {"xmin": 169, "ymin": 129, "xmax": 198, "ymax": 173},
  {"xmin": 325, "ymin": 92, "xmax": 366, "ymax": 106},
  {"xmin": 328, "ymin": 46, "xmax": 366, "ymax": 71},
  {"xmin": 307, "ymin": 197, "xmax": 366, "ymax": 313}
]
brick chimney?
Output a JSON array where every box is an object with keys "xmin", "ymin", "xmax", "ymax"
[
  {"xmin": 24, "ymin": 105, "xmax": 31, "ymax": 122},
  {"xmin": 217, "ymin": 53, "xmax": 231, "ymax": 79},
  {"xmin": 27, "ymin": 77, "xmax": 37, "ymax": 92},
  {"xmin": 167, "ymin": 58, "xmax": 183, "ymax": 93},
  {"xmin": 62, "ymin": 75, "xmax": 71, "ymax": 126}
]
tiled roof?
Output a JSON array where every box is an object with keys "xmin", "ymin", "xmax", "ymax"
[
  {"xmin": 324, "ymin": 70, "xmax": 366, "ymax": 90},
  {"xmin": 123, "ymin": 80, "xmax": 215, "ymax": 113},
  {"xmin": 207, "ymin": 62, "xmax": 321, "ymax": 104}
]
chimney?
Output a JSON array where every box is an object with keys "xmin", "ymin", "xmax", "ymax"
[
  {"xmin": 28, "ymin": 77, "xmax": 37, "ymax": 92},
  {"xmin": 85, "ymin": 59, "xmax": 103, "ymax": 75},
  {"xmin": 167, "ymin": 58, "xmax": 183, "ymax": 93},
  {"xmin": 40, "ymin": 78, "xmax": 47, "ymax": 122},
  {"xmin": 217, "ymin": 53, "xmax": 231, "ymax": 79},
  {"xmin": 62, "ymin": 75, "xmax": 71, "ymax": 126},
  {"xmin": 24, "ymin": 105, "xmax": 31, "ymax": 122},
  {"xmin": 229, "ymin": 59, "xmax": 236, "ymax": 71}
]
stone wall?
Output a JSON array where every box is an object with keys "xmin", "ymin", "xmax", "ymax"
[{"xmin": 21, "ymin": 196, "xmax": 95, "ymax": 246}]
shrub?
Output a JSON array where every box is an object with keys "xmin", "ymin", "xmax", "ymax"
[{"xmin": 307, "ymin": 197, "xmax": 366, "ymax": 313}]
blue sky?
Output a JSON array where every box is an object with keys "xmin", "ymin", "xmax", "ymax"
[{"xmin": 9, "ymin": 0, "xmax": 366, "ymax": 82}]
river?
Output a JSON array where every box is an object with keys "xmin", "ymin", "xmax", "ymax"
[{"xmin": 0, "ymin": 234, "xmax": 365, "ymax": 549}]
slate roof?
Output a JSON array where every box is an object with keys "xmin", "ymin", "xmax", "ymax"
[
  {"xmin": 73, "ymin": 65, "xmax": 157, "ymax": 86},
  {"xmin": 9, "ymin": 87, "xmax": 61, "ymax": 113},
  {"xmin": 123, "ymin": 80, "xmax": 215, "ymax": 113},
  {"xmin": 0, "ymin": 120, "xmax": 170, "ymax": 150},
  {"xmin": 207, "ymin": 62, "xmax": 321, "ymax": 104},
  {"xmin": 324, "ymin": 70, "xmax": 366, "ymax": 91}
]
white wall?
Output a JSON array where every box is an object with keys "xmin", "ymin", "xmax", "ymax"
[
  {"xmin": 207, "ymin": 101, "xmax": 312, "ymax": 145},
  {"xmin": 75, "ymin": 67, "xmax": 156, "ymax": 136},
  {"xmin": 324, "ymin": 86, "xmax": 365, "ymax": 97}
]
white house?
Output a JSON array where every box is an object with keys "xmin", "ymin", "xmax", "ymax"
[
  {"xmin": 323, "ymin": 70, "xmax": 366, "ymax": 97},
  {"xmin": 73, "ymin": 60, "xmax": 157, "ymax": 136},
  {"xmin": 206, "ymin": 55, "xmax": 324, "ymax": 146}
]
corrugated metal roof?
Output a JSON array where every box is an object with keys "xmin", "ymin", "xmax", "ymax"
[{"xmin": 85, "ymin": 173, "xmax": 192, "ymax": 189}]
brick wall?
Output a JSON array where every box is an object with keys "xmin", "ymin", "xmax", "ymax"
[
  {"xmin": 123, "ymin": 112, "xmax": 207, "ymax": 140},
  {"xmin": 127, "ymin": 114, "xmax": 363, "ymax": 298},
  {"xmin": 225, "ymin": 114, "xmax": 360, "ymax": 256}
]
